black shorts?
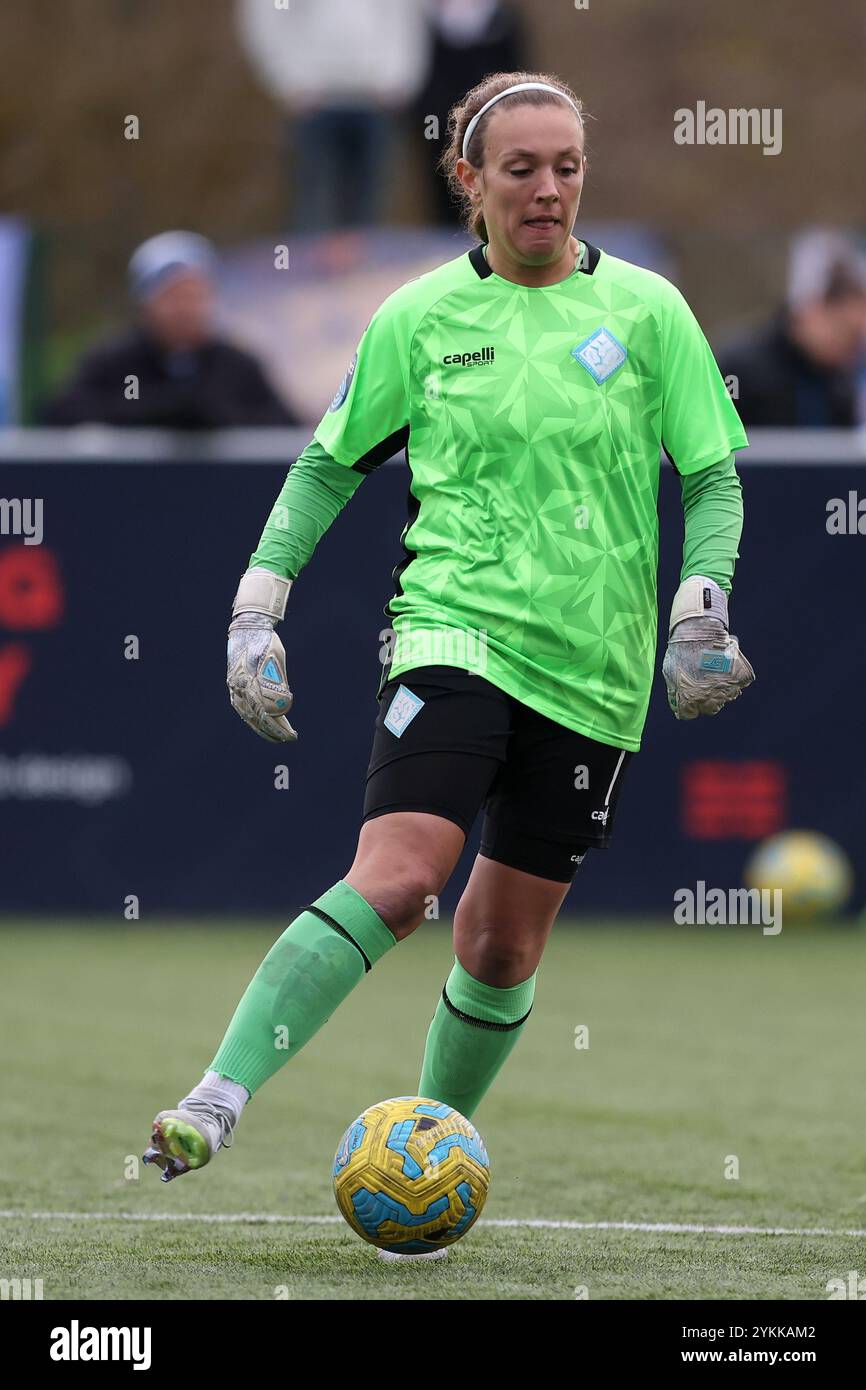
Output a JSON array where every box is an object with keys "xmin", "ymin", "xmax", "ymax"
[{"xmin": 362, "ymin": 665, "xmax": 634, "ymax": 884}]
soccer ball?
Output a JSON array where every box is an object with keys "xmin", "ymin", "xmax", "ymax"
[
  {"xmin": 333, "ymin": 1096, "xmax": 490, "ymax": 1253},
  {"xmin": 744, "ymin": 830, "xmax": 854, "ymax": 920}
]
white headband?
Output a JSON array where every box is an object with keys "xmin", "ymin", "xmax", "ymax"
[{"xmin": 461, "ymin": 82, "xmax": 581, "ymax": 161}]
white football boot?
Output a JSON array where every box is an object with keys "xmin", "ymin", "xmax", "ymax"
[{"xmin": 142, "ymin": 1086, "xmax": 240, "ymax": 1183}]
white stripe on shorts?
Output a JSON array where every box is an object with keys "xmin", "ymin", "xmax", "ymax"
[{"xmin": 603, "ymin": 749, "xmax": 627, "ymax": 807}]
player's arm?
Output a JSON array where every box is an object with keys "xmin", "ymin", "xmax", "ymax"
[
  {"xmin": 226, "ymin": 441, "xmax": 364, "ymax": 742},
  {"xmin": 227, "ymin": 296, "xmax": 411, "ymax": 742},
  {"xmin": 662, "ymin": 452, "xmax": 755, "ymax": 720},
  {"xmin": 656, "ymin": 284, "xmax": 755, "ymax": 720}
]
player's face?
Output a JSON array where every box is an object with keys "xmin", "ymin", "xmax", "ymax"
[
  {"xmin": 141, "ymin": 272, "xmax": 215, "ymax": 351},
  {"xmin": 465, "ymin": 105, "xmax": 586, "ymax": 269}
]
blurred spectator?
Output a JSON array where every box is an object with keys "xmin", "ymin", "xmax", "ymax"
[
  {"xmin": 718, "ymin": 230, "xmax": 866, "ymax": 427},
  {"xmin": 236, "ymin": 0, "xmax": 429, "ymax": 234},
  {"xmin": 414, "ymin": 0, "xmax": 526, "ymax": 224},
  {"xmin": 43, "ymin": 232, "xmax": 299, "ymax": 428}
]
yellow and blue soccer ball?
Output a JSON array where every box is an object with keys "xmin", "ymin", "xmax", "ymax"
[
  {"xmin": 744, "ymin": 830, "xmax": 854, "ymax": 920},
  {"xmin": 333, "ymin": 1096, "xmax": 490, "ymax": 1253}
]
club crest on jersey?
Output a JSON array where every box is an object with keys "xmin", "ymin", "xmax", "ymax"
[
  {"xmin": 571, "ymin": 327, "xmax": 627, "ymax": 383},
  {"xmin": 384, "ymin": 685, "xmax": 425, "ymax": 738},
  {"xmin": 328, "ymin": 350, "xmax": 357, "ymax": 411}
]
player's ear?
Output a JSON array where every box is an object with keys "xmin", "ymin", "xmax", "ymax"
[{"xmin": 456, "ymin": 156, "xmax": 482, "ymax": 201}]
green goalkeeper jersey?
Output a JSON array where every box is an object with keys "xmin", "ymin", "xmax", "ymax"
[{"xmin": 312, "ymin": 241, "xmax": 747, "ymax": 751}]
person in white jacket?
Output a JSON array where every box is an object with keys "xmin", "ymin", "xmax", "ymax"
[{"xmin": 236, "ymin": 0, "xmax": 431, "ymax": 231}]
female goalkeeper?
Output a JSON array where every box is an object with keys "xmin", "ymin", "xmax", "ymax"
[{"xmin": 144, "ymin": 71, "xmax": 754, "ymax": 1186}]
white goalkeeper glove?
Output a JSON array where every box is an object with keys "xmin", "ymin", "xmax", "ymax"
[
  {"xmin": 662, "ymin": 575, "xmax": 755, "ymax": 721},
  {"xmin": 226, "ymin": 567, "xmax": 298, "ymax": 743}
]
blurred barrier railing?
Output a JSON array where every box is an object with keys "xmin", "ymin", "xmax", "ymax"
[
  {"xmin": 0, "ymin": 429, "xmax": 863, "ymax": 917},
  {"xmin": 1, "ymin": 426, "xmax": 866, "ymax": 463}
]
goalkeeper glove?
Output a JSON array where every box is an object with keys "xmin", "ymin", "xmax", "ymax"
[
  {"xmin": 662, "ymin": 574, "xmax": 755, "ymax": 721},
  {"xmin": 226, "ymin": 567, "xmax": 298, "ymax": 742}
]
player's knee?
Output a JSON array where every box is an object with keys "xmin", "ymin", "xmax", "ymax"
[
  {"xmin": 459, "ymin": 922, "xmax": 548, "ymax": 984},
  {"xmin": 392, "ymin": 871, "xmax": 446, "ymax": 937},
  {"xmin": 347, "ymin": 870, "xmax": 444, "ymax": 941}
]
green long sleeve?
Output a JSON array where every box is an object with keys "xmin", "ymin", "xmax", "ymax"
[
  {"xmin": 249, "ymin": 439, "xmax": 744, "ymax": 599},
  {"xmin": 249, "ymin": 436, "xmax": 365, "ymax": 581},
  {"xmin": 678, "ymin": 452, "xmax": 744, "ymax": 595}
]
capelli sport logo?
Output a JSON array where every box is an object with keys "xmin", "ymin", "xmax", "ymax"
[{"xmin": 442, "ymin": 346, "xmax": 495, "ymax": 368}]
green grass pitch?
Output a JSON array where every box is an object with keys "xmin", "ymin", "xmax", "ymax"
[{"xmin": 1, "ymin": 916, "xmax": 864, "ymax": 1300}]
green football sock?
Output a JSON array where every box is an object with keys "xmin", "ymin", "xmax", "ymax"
[
  {"xmin": 209, "ymin": 880, "xmax": 396, "ymax": 1095},
  {"xmin": 417, "ymin": 957, "xmax": 536, "ymax": 1120}
]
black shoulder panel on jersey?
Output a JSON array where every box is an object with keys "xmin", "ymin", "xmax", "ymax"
[
  {"xmin": 580, "ymin": 241, "xmax": 601, "ymax": 275},
  {"xmin": 468, "ymin": 240, "xmax": 601, "ymax": 280},
  {"xmin": 351, "ymin": 424, "xmax": 410, "ymax": 476},
  {"xmin": 468, "ymin": 244, "xmax": 493, "ymax": 279},
  {"xmin": 384, "ymin": 437, "xmax": 421, "ymax": 623}
]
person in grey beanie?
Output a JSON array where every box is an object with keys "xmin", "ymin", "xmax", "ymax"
[
  {"xmin": 43, "ymin": 232, "xmax": 299, "ymax": 429},
  {"xmin": 717, "ymin": 229, "xmax": 866, "ymax": 427}
]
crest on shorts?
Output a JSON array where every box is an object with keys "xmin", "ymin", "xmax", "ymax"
[
  {"xmin": 384, "ymin": 685, "xmax": 425, "ymax": 738},
  {"xmin": 571, "ymin": 327, "xmax": 627, "ymax": 383}
]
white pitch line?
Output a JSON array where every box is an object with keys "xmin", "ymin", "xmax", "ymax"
[
  {"xmin": 1, "ymin": 1211, "xmax": 865, "ymax": 1238},
  {"xmin": 0, "ymin": 1210, "xmax": 341, "ymax": 1225},
  {"xmin": 483, "ymin": 1219, "xmax": 866, "ymax": 1237}
]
